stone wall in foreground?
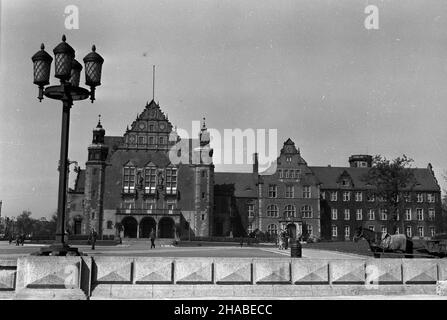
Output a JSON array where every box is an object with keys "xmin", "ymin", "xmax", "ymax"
[{"xmin": 1, "ymin": 257, "xmax": 447, "ymax": 299}]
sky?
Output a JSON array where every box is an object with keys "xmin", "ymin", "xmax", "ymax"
[{"xmin": 1, "ymin": 0, "xmax": 447, "ymax": 219}]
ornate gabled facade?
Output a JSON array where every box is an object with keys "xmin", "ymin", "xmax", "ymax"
[{"xmin": 68, "ymin": 100, "xmax": 214, "ymax": 239}]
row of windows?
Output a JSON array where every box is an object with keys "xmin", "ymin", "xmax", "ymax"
[
  {"xmin": 331, "ymin": 225, "xmax": 436, "ymax": 238},
  {"xmin": 247, "ymin": 224, "xmax": 314, "ymax": 236},
  {"xmin": 265, "ymin": 204, "xmax": 313, "ymax": 218},
  {"xmin": 129, "ymin": 135, "xmax": 168, "ymax": 145},
  {"xmin": 331, "ymin": 208, "xmax": 436, "ymax": 221},
  {"xmin": 121, "ymin": 200, "xmax": 177, "ymax": 210},
  {"xmin": 123, "ymin": 166, "xmax": 177, "ymax": 194},
  {"xmin": 268, "ymin": 185, "xmax": 311, "ymax": 198},
  {"xmin": 278, "ymin": 169, "xmax": 301, "ymax": 179},
  {"xmin": 322, "ymin": 191, "xmax": 437, "ymax": 203}
]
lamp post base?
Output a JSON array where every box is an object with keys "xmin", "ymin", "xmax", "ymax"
[{"xmin": 31, "ymin": 243, "xmax": 84, "ymax": 256}]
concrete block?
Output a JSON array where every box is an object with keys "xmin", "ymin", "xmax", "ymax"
[
  {"xmin": 175, "ymin": 258, "xmax": 213, "ymax": 284},
  {"xmin": 330, "ymin": 260, "xmax": 365, "ymax": 284},
  {"xmin": 402, "ymin": 259, "xmax": 438, "ymax": 284},
  {"xmin": 437, "ymin": 260, "xmax": 447, "ymax": 281},
  {"xmin": 292, "ymin": 260, "xmax": 329, "ymax": 284},
  {"xmin": 214, "ymin": 259, "xmax": 252, "ymax": 284},
  {"xmin": 436, "ymin": 281, "xmax": 447, "ymax": 296},
  {"xmin": 93, "ymin": 256, "xmax": 133, "ymax": 284},
  {"xmin": 365, "ymin": 259, "xmax": 403, "ymax": 284},
  {"xmin": 254, "ymin": 259, "xmax": 291, "ymax": 284},
  {"xmin": 0, "ymin": 269, "xmax": 16, "ymax": 290},
  {"xmin": 134, "ymin": 257, "xmax": 173, "ymax": 284},
  {"xmin": 16, "ymin": 257, "xmax": 82, "ymax": 289}
]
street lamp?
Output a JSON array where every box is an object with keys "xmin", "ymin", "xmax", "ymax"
[{"xmin": 31, "ymin": 35, "xmax": 104, "ymax": 256}]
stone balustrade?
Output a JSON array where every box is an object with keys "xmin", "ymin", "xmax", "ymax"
[{"xmin": 1, "ymin": 257, "xmax": 446, "ymax": 299}]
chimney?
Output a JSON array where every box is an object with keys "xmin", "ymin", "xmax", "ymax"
[{"xmin": 253, "ymin": 153, "xmax": 259, "ymax": 174}]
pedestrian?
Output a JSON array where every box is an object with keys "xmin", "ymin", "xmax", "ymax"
[
  {"xmin": 119, "ymin": 229, "xmax": 124, "ymax": 245},
  {"xmin": 150, "ymin": 228, "xmax": 156, "ymax": 249},
  {"xmin": 90, "ymin": 228, "xmax": 97, "ymax": 250},
  {"xmin": 8, "ymin": 234, "xmax": 12, "ymax": 245}
]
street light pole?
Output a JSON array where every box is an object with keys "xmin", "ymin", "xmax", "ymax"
[{"xmin": 31, "ymin": 35, "xmax": 104, "ymax": 256}]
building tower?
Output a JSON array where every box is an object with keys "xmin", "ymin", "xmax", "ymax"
[
  {"xmin": 84, "ymin": 117, "xmax": 109, "ymax": 237},
  {"xmin": 193, "ymin": 118, "xmax": 214, "ymax": 236}
]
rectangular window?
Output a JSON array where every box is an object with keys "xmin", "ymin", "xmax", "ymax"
[
  {"xmin": 344, "ymin": 226, "xmax": 350, "ymax": 239},
  {"xmin": 144, "ymin": 200, "xmax": 155, "ymax": 211},
  {"xmin": 404, "ymin": 192, "xmax": 411, "ymax": 203},
  {"xmin": 286, "ymin": 156, "xmax": 292, "ymax": 163},
  {"xmin": 417, "ymin": 193, "xmax": 424, "ymax": 203},
  {"xmin": 428, "ymin": 208, "xmax": 435, "ymax": 221},
  {"xmin": 285, "ymin": 185, "xmax": 294, "ymax": 198},
  {"xmin": 285, "ymin": 170, "xmax": 289, "ymax": 178},
  {"xmin": 331, "ymin": 208, "xmax": 338, "ymax": 220},
  {"xmin": 331, "ymin": 192, "xmax": 338, "ymax": 202},
  {"xmin": 268, "ymin": 185, "xmax": 277, "ymax": 198},
  {"xmin": 406, "ymin": 226, "xmax": 412, "ymax": 238},
  {"xmin": 381, "ymin": 226, "xmax": 387, "ymax": 236},
  {"xmin": 418, "ymin": 226, "xmax": 424, "ymax": 238},
  {"xmin": 417, "ymin": 208, "xmax": 423, "ymax": 221},
  {"xmin": 344, "ymin": 209, "xmax": 350, "ymax": 220},
  {"xmin": 247, "ymin": 224, "xmax": 253, "ymax": 234},
  {"xmin": 427, "ymin": 193, "xmax": 435, "ymax": 203},
  {"xmin": 430, "ymin": 227, "xmax": 436, "ymax": 237},
  {"xmin": 149, "ymin": 136, "xmax": 155, "ymax": 144},
  {"xmin": 355, "ymin": 192, "xmax": 363, "ymax": 202},
  {"xmin": 356, "ymin": 209, "xmax": 362, "ymax": 220},
  {"xmin": 165, "ymin": 167, "xmax": 178, "ymax": 194},
  {"xmin": 248, "ymin": 203, "xmax": 255, "ymax": 217},
  {"xmin": 295, "ymin": 169, "xmax": 301, "ymax": 178},
  {"xmin": 278, "ymin": 169, "xmax": 283, "ymax": 179},
  {"xmin": 332, "ymin": 225, "xmax": 338, "ymax": 237},
  {"xmin": 144, "ymin": 167, "xmax": 157, "ymax": 194},
  {"xmin": 167, "ymin": 200, "xmax": 176, "ymax": 213},
  {"xmin": 290, "ymin": 170, "xmax": 295, "ymax": 179},
  {"xmin": 405, "ymin": 208, "xmax": 411, "ymax": 221},
  {"xmin": 159, "ymin": 136, "xmax": 165, "ymax": 144},
  {"xmin": 307, "ymin": 225, "xmax": 313, "ymax": 236},
  {"xmin": 367, "ymin": 193, "xmax": 375, "ymax": 202},
  {"xmin": 380, "ymin": 209, "xmax": 387, "ymax": 221},
  {"xmin": 303, "ymin": 186, "xmax": 311, "ymax": 199},
  {"xmin": 343, "ymin": 192, "xmax": 351, "ymax": 202},
  {"xmin": 320, "ymin": 191, "xmax": 326, "ymax": 200},
  {"xmin": 123, "ymin": 167, "xmax": 136, "ymax": 193},
  {"xmin": 368, "ymin": 209, "xmax": 375, "ymax": 220}
]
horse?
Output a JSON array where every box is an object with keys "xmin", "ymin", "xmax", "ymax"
[{"xmin": 353, "ymin": 226, "xmax": 413, "ymax": 258}]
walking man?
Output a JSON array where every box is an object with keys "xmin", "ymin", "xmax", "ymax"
[
  {"xmin": 90, "ymin": 228, "xmax": 97, "ymax": 250},
  {"xmin": 150, "ymin": 228, "xmax": 156, "ymax": 249}
]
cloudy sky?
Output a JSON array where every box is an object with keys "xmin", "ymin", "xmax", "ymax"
[{"xmin": 1, "ymin": 0, "xmax": 447, "ymax": 219}]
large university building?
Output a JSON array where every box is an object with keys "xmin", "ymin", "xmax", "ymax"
[{"xmin": 68, "ymin": 100, "xmax": 444, "ymax": 240}]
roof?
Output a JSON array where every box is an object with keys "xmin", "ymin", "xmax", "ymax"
[
  {"xmin": 310, "ymin": 166, "xmax": 440, "ymax": 191},
  {"xmin": 214, "ymin": 172, "xmax": 257, "ymax": 198},
  {"xmin": 72, "ymin": 169, "xmax": 85, "ymax": 193}
]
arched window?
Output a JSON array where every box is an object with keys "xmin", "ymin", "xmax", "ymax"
[
  {"xmin": 301, "ymin": 205, "xmax": 313, "ymax": 218},
  {"xmin": 284, "ymin": 205, "xmax": 296, "ymax": 218},
  {"xmin": 267, "ymin": 224, "xmax": 278, "ymax": 235},
  {"xmin": 267, "ymin": 205, "xmax": 278, "ymax": 217}
]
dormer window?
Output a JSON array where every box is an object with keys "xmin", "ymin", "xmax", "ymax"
[
  {"xmin": 342, "ymin": 179, "xmax": 349, "ymax": 186},
  {"xmin": 286, "ymin": 156, "xmax": 292, "ymax": 163}
]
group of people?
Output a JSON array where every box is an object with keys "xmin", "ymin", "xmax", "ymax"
[{"xmin": 8, "ymin": 234, "xmax": 25, "ymax": 246}]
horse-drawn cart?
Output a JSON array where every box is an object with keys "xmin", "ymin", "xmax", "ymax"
[{"xmin": 354, "ymin": 227, "xmax": 447, "ymax": 259}]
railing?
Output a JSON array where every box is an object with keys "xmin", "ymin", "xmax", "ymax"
[{"xmin": 116, "ymin": 208, "xmax": 181, "ymax": 215}]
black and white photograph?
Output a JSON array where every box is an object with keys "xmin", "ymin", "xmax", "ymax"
[{"xmin": 0, "ymin": 0, "xmax": 447, "ymax": 310}]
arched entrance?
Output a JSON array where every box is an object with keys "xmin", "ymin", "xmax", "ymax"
[
  {"xmin": 287, "ymin": 223, "xmax": 297, "ymax": 239},
  {"xmin": 73, "ymin": 216, "xmax": 82, "ymax": 235},
  {"xmin": 140, "ymin": 217, "xmax": 156, "ymax": 238},
  {"xmin": 122, "ymin": 216, "xmax": 138, "ymax": 238},
  {"xmin": 159, "ymin": 217, "xmax": 175, "ymax": 238}
]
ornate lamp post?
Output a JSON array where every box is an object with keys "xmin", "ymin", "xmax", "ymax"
[{"xmin": 31, "ymin": 35, "xmax": 104, "ymax": 256}]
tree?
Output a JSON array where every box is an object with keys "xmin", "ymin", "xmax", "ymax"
[
  {"xmin": 362, "ymin": 155, "xmax": 417, "ymax": 234},
  {"xmin": 15, "ymin": 210, "xmax": 34, "ymax": 235}
]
